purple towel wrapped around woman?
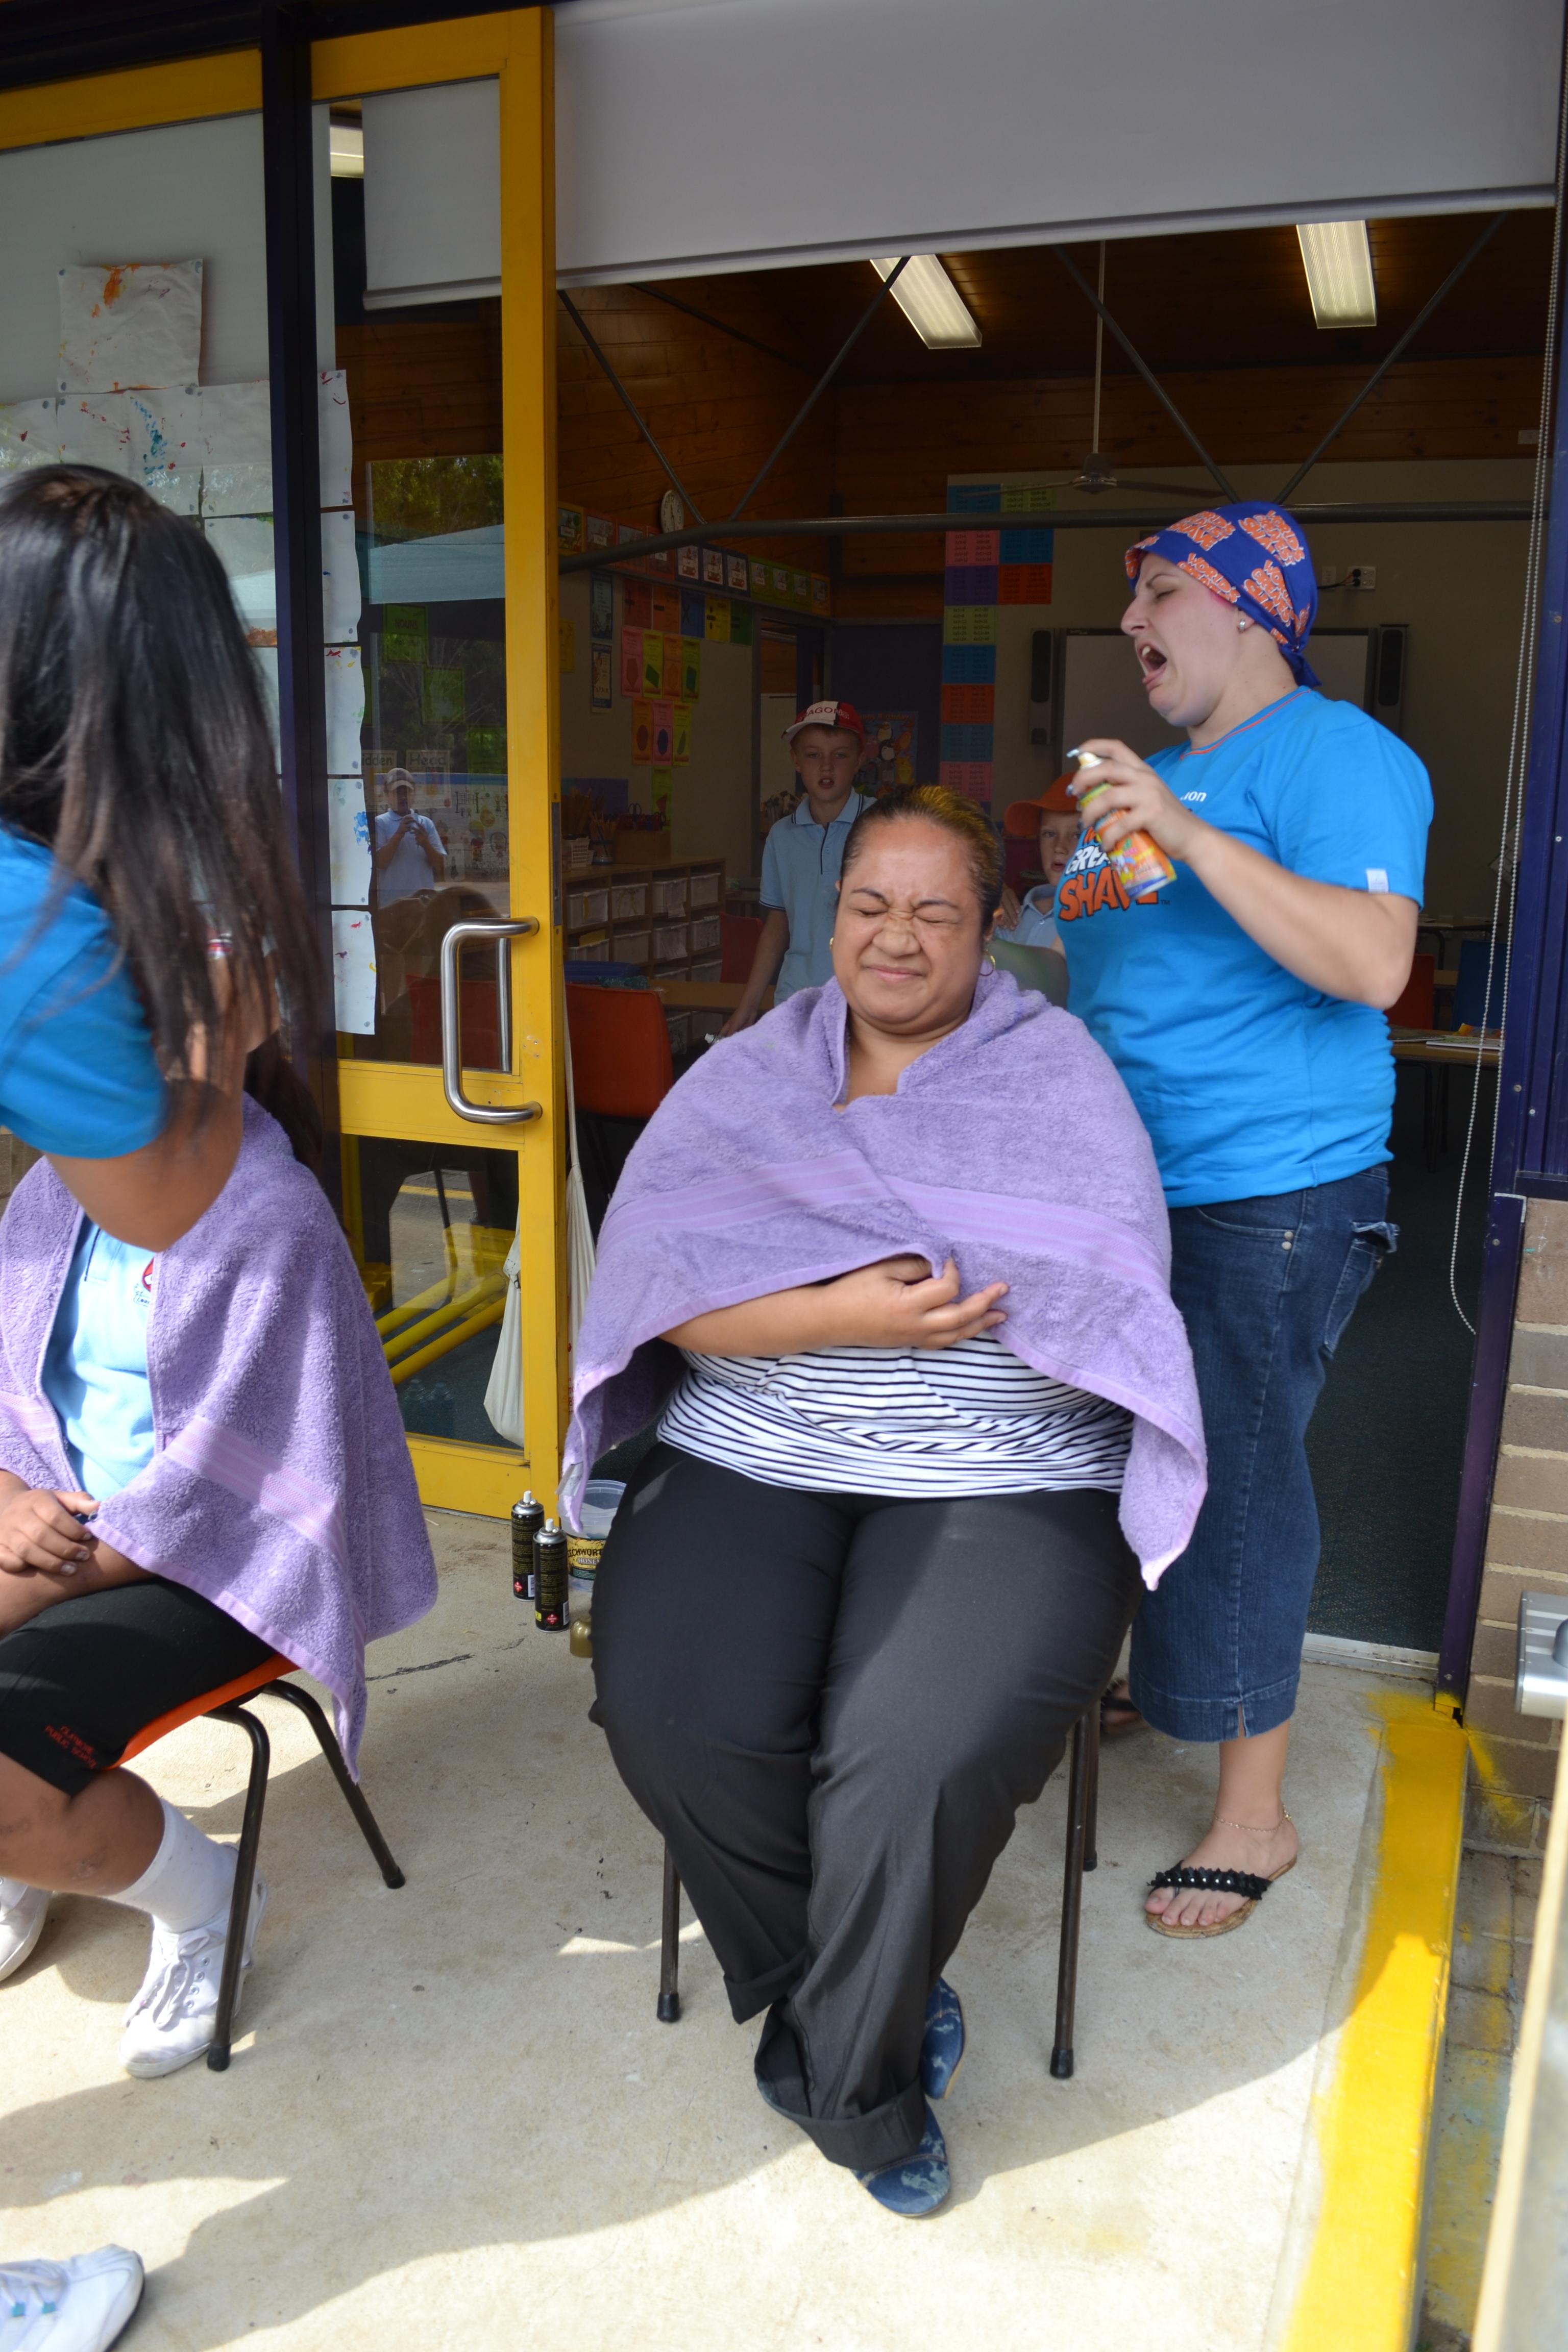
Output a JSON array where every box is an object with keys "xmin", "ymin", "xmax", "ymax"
[
  {"xmin": 564, "ymin": 969, "xmax": 1206, "ymax": 1582},
  {"xmin": 0, "ymin": 1099, "xmax": 436, "ymax": 1767}
]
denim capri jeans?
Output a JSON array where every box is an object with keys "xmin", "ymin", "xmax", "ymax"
[{"xmin": 1128, "ymin": 1164, "xmax": 1397, "ymax": 1744}]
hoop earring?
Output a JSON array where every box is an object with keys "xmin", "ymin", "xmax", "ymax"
[{"xmin": 985, "ymin": 952, "xmax": 997, "ymax": 971}]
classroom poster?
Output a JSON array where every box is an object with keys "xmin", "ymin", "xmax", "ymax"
[
  {"xmin": 424, "ymin": 665, "xmax": 466, "ymax": 723},
  {"xmin": 623, "ymin": 578, "xmax": 653, "ymax": 628},
  {"xmin": 591, "ymin": 647, "xmax": 612, "ymax": 711},
  {"xmin": 661, "ymin": 633, "xmax": 682, "ymax": 694},
  {"xmin": 727, "ymin": 554, "xmax": 749, "ymax": 592},
  {"xmin": 676, "ymin": 544, "xmax": 700, "ymax": 580},
  {"xmin": 642, "ymin": 633, "xmax": 664, "ymax": 695},
  {"xmin": 672, "ymin": 703, "xmax": 692, "ymax": 765},
  {"xmin": 680, "ymin": 637, "xmax": 702, "ymax": 699},
  {"xmin": 651, "ymin": 700, "xmax": 674, "ymax": 762},
  {"xmin": 730, "ymin": 601, "xmax": 753, "ymax": 647},
  {"xmin": 703, "ymin": 547, "xmax": 725, "ymax": 586},
  {"xmin": 704, "ymin": 596, "xmax": 730, "ymax": 642},
  {"xmin": 631, "ymin": 700, "xmax": 654, "ymax": 762},
  {"xmin": 650, "ymin": 583, "xmax": 679, "ymax": 632},
  {"xmin": 620, "ymin": 627, "xmax": 644, "ymax": 697},
  {"xmin": 590, "ymin": 573, "xmax": 615, "ymax": 642},
  {"xmin": 383, "ymin": 605, "xmax": 426, "ymax": 664}
]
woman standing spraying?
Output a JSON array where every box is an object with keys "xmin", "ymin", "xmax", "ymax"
[{"xmin": 1056, "ymin": 503, "xmax": 1431, "ymax": 1937}]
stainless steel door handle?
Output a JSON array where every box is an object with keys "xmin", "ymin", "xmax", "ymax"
[{"xmin": 439, "ymin": 918, "xmax": 542, "ymax": 1124}]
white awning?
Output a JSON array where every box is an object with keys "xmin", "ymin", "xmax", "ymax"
[{"xmin": 553, "ymin": 0, "xmax": 1563, "ymax": 285}]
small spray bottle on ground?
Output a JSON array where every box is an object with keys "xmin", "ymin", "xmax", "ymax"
[{"xmin": 511, "ymin": 1490, "xmax": 544, "ymax": 1601}]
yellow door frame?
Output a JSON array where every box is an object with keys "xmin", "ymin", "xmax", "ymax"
[
  {"xmin": 0, "ymin": 15, "xmax": 568, "ymax": 1520},
  {"xmin": 314, "ymin": 11, "xmax": 567, "ymax": 1520}
]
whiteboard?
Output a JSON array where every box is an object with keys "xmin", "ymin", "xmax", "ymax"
[{"xmin": 1061, "ymin": 634, "xmax": 1183, "ymax": 763}]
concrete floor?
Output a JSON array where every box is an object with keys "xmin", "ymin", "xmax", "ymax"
[{"xmin": 4, "ymin": 1512, "xmax": 1420, "ymax": 2352}]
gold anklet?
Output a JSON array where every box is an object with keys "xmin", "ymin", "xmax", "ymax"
[{"xmin": 1215, "ymin": 1808, "xmax": 1293, "ymax": 1834}]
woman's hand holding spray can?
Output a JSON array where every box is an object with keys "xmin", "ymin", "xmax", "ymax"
[{"xmin": 1067, "ymin": 746, "xmax": 1177, "ymax": 896}]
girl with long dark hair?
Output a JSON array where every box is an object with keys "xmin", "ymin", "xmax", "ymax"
[{"xmin": 0, "ymin": 467, "xmax": 436, "ymax": 2071}]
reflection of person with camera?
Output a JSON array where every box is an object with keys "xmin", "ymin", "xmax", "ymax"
[{"xmin": 373, "ymin": 769, "xmax": 445, "ymax": 902}]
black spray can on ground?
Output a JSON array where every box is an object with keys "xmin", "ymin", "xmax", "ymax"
[
  {"xmin": 534, "ymin": 1518, "xmax": 569, "ymax": 1631},
  {"xmin": 511, "ymin": 1491, "xmax": 544, "ymax": 1600}
]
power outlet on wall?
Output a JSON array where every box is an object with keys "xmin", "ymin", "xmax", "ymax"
[{"xmin": 1344, "ymin": 565, "xmax": 1377, "ymax": 591}]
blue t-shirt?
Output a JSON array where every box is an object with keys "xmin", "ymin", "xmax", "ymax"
[
  {"xmin": 41, "ymin": 1220, "xmax": 158, "ymax": 1499},
  {"xmin": 1057, "ymin": 689, "xmax": 1432, "ymax": 1208},
  {"xmin": 760, "ymin": 792, "xmax": 874, "ymax": 999},
  {"xmin": 0, "ymin": 826, "xmax": 166, "ymax": 1157}
]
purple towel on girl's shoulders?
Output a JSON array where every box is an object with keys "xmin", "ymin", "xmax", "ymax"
[
  {"xmin": 0, "ymin": 1098, "xmax": 436, "ymax": 1768},
  {"xmin": 564, "ymin": 970, "xmax": 1206, "ymax": 1584}
]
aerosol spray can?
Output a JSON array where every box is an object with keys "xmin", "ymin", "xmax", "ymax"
[
  {"xmin": 533, "ymin": 1518, "xmax": 570, "ymax": 1631},
  {"xmin": 511, "ymin": 1490, "xmax": 544, "ymax": 1601},
  {"xmin": 1068, "ymin": 746, "xmax": 1177, "ymax": 896}
]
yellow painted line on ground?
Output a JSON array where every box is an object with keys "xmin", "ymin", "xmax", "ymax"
[{"xmin": 1280, "ymin": 1692, "xmax": 1466, "ymax": 2352}]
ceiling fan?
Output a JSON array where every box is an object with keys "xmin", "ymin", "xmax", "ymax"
[{"xmin": 1033, "ymin": 246, "xmax": 1212, "ymax": 506}]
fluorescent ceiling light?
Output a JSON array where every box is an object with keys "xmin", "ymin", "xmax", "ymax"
[
  {"xmin": 1295, "ymin": 220, "xmax": 1376, "ymax": 328},
  {"xmin": 329, "ymin": 122, "xmax": 365, "ymax": 178},
  {"xmin": 870, "ymin": 254, "xmax": 980, "ymax": 349}
]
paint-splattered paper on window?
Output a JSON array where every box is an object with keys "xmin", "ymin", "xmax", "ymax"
[
  {"xmin": 57, "ymin": 393, "xmax": 133, "ymax": 474},
  {"xmin": 58, "ymin": 262, "xmax": 203, "ymax": 395},
  {"xmin": 0, "ymin": 399, "xmax": 59, "ymax": 474},
  {"xmin": 325, "ymin": 643, "xmax": 366, "ymax": 776},
  {"xmin": 205, "ymin": 514, "xmax": 276, "ymax": 645},
  {"xmin": 331, "ymin": 909, "xmax": 378, "ymax": 1036},
  {"xmin": 321, "ymin": 508, "xmax": 361, "ymax": 644},
  {"xmin": 317, "ymin": 371, "xmax": 352, "ymax": 509},
  {"xmin": 126, "ymin": 392, "xmax": 201, "ymax": 513},
  {"xmin": 194, "ymin": 382, "xmax": 273, "ymax": 517},
  {"xmin": 328, "ymin": 774, "xmax": 373, "ymax": 905}
]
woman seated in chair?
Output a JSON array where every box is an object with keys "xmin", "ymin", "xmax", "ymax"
[
  {"xmin": 565, "ymin": 786, "xmax": 1206, "ymax": 2217},
  {"xmin": 0, "ymin": 464, "xmax": 434, "ymax": 2076}
]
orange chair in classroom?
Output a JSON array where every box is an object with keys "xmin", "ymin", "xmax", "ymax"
[
  {"xmin": 565, "ymin": 982, "xmax": 674, "ymax": 1119},
  {"xmin": 720, "ymin": 912, "xmax": 764, "ymax": 983},
  {"xmin": 119, "ymin": 1657, "xmax": 405, "ymax": 2073},
  {"xmin": 1387, "ymin": 950, "xmax": 1435, "ymax": 1032}
]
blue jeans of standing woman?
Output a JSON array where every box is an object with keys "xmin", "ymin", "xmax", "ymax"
[{"xmin": 1128, "ymin": 1166, "xmax": 1397, "ymax": 1744}]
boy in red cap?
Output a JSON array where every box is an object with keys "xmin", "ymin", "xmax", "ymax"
[
  {"xmin": 995, "ymin": 774, "xmax": 1081, "ymax": 963},
  {"xmin": 723, "ymin": 700, "xmax": 873, "ymax": 1034}
]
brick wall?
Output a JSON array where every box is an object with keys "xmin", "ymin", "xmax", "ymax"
[{"xmin": 1468, "ymin": 1196, "xmax": 1568, "ymax": 1849}]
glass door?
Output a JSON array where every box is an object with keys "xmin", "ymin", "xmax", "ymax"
[{"xmin": 313, "ymin": 15, "xmax": 566, "ymax": 1518}]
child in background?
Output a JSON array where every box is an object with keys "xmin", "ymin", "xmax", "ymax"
[
  {"xmin": 992, "ymin": 774, "xmax": 1081, "ymax": 1001},
  {"xmin": 723, "ymin": 700, "xmax": 874, "ymax": 1034}
]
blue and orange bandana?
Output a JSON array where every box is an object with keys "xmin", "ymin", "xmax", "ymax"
[{"xmin": 1125, "ymin": 501, "xmax": 1319, "ymax": 690}]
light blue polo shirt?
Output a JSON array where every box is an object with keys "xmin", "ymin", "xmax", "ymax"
[
  {"xmin": 995, "ymin": 885, "xmax": 1061, "ymax": 953},
  {"xmin": 1058, "ymin": 689, "xmax": 1432, "ymax": 1208},
  {"xmin": 0, "ymin": 825, "xmax": 166, "ymax": 1158},
  {"xmin": 761, "ymin": 791, "xmax": 874, "ymax": 999},
  {"xmin": 41, "ymin": 1221, "xmax": 158, "ymax": 1499}
]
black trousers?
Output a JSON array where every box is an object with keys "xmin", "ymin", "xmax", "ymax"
[
  {"xmin": 0, "ymin": 1577, "xmax": 274, "ymax": 1796},
  {"xmin": 591, "ymin": 1443, "xmax": 1140, "ymax": 2172}
]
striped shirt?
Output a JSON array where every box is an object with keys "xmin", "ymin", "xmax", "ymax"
[{"xmin": 658, "ymin": 1332, "xmax": 1132, "ymax": 1498}]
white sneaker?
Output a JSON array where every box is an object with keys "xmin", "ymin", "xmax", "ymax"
[
  {"xmin": 0, "ymin": 2246, "xmax": 143, "ymax": 2352},
  {"xmin": 0, "ymin": 1886, "xmax": 48, "ymax": 1984},
  {"xmin": 118, "ymin": 1876, "xmax": 267, "ymax": 2079}
]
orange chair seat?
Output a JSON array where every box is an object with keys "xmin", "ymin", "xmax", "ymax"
[
  {"xmin": 566, "ymin": 982, "xmax": 673, "ymax": 1119},
  {"xmin": 119, "ymin": 1653, "xmax": 295, "ymax": 1762}
]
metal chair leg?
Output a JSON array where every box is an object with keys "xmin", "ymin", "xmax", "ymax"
[
  {"xmin": 1083, "ymin": 1694, "xmax": 1101, "ymax": 1875},
  {"xmin": 1050, "ymin": 1705, "xmax": 1092, "ymax": 2081},
  {"xmin": 264, "ymin": 1679, "xmax": 405, "ymax": 1889},
  {"xmin": 206, "ymin": 1704, "xmax": 270, "ymax": 2073},
  {"xmin": 658, "ymin": 1844, "xmax": 681, "ymax": 2023}
]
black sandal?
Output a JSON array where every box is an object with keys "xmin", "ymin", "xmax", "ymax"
[
  {"xmin": 1144, "ymin": 1855, "xmax": 1296, "ymax": 1939},
  {"xmin": 1099, "ymin": 1682, "xmax": 1144, "ymax": 1738}
]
